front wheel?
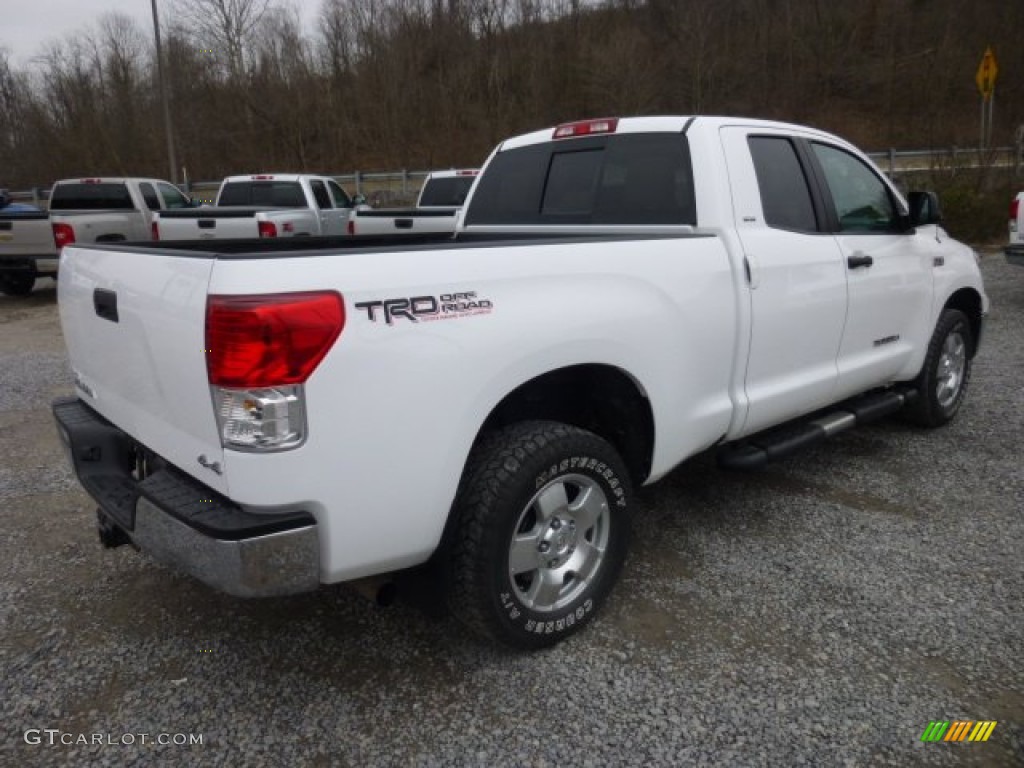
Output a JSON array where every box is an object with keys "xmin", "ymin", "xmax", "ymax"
[
  {"xmin": 0, "ymin": 273, "xmax": 35, "ymax": 296},
  {"xmin": 449, "ymin": 421, "xmax": 631, "ymax": 649},
  {"xmin": 905, "ymin": 308, "xmax": 974, "ymax": 427}
]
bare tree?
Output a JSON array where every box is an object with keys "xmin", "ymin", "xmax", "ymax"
[{"xmin": 173, "ymin": 0, "xmax": 272, "ymax": 80}]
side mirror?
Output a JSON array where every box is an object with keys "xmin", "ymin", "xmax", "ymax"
[
  {"xmin": 908, "ymin": 190, "xmax": 942, "ymax": 227},
  {"xmin": 351, "ymin": 194, "xmax": 367, "ymax": 207}
]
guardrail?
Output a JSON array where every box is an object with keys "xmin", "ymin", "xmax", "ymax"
[{"xmin": 6, "ymin": 146, "xmax": 1021, "ymax": 208}]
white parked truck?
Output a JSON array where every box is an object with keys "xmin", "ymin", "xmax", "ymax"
[
  {"xmin": 153, "ymin": 174, "xmax": 364, "ymax": 241},
  {"xmin": 0, "ymin": 195, "xmax": 56, "ymax": 295},
  {"xmin": 49, "ymin": 177, "xmax": 193, "ymax": 251},
  {"xmin": 52, "ymin": 116, "xmax": 987, "ymax": 649},
  {"xmin": 347, "ymin": 169, "xmax": 478, "ymax": 235},
  {"xmin": 0, "ymin": 178, "xmax": 190, "ymax": 295}
]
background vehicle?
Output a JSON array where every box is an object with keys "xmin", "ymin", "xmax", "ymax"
[
  {"xmin": 348, "ymin": 169, "xmax": 478, "ymax": 235},
  {"xmin": 1006, "ymin": 191, "xmax": 1024, "ymax": 265},
  {"xmin": 153, "ymin": 174, "xmax": 365, "ymax": 241},
  {"xmin": 48, "ymin": 177, "xmax": 192, "ymax": 252},
  {"xmin": 53, "ymin": 116, "xmax": 986, "ymax": 650},
  {"xmin": 0, "ymin": 191, "xmax": 56, "ymax": 295}
]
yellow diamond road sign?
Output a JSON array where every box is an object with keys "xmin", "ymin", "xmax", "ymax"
[{"xmin": 976, "ymin": 47, "xmax": 998, "ymax": 98}]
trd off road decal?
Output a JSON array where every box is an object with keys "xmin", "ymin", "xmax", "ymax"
[{"xmin": 354, "ymin": 291, "xmax": 494, "ymax": 325}]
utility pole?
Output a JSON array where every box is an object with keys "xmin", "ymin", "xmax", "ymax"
[{"xmin": 151, "ymin": 0, "xmax": 178, "ymax": 183}]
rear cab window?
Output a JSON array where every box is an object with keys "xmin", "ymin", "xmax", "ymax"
[
  {"xmin": 466, "ymin": 133, "xmax": 696, "ymax": 226},
  {"xmin": 49, "ymin": 183, "xmax": 135, "ymax": 211},
  {"xmin": 419, "ymin": 176, "xmax": 475, "ymax": 207},
  {"xmin": 218, "ymin": 182, "xmax": 307, "ymax": 208}
]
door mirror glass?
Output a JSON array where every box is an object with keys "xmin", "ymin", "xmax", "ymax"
[{"xmin": 908, "ymin": 190, "xmax": 941, "ymax": 227}]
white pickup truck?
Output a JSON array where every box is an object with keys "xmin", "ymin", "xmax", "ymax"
[
  {"xmin": 0, "ymin": 194, "xmax": 56, "ymax": 295},
  {"xmin": 1006, "ymin": 191, "xmax": 1023, "ymax": 265},
  {"xmin": 52, "ymin": 116, "xmax": 987, "ymax": 649},
  {"xmin": 347, "ymin": 169, "xmax": 478, "ymax": 236},
  {"xmin": 49, "ymin": 177, "xmax": 193, "ymax": 250},
  {"xmin": 153, "ymin": 174, "xmax": 364, "ymax": 240}
]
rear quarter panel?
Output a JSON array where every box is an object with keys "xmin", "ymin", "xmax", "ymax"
[{"xmin": 209, "ymin": 235, "xmax": 738, "ymax": 581}]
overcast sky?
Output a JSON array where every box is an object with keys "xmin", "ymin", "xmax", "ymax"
[{"xmin": 1, "ymin": 1, "xmax": 322, "ymax": 67}]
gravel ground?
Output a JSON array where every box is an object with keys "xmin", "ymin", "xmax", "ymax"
[{"xmin": 1, "ymin": 252, "xmax": 1022, "ymax": 767}]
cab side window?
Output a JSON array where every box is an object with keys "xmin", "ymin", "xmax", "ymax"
[
  {"xmin": 310, "ymin": 180, "xmax": 333, "ymax": 209},
  {"xmin": 812, "ymin": 143, "xmax": 897, "ymax": 232},
  {"xmin": 327, "ymin": 180, "xmax": 352, "ymax": 208},
  {"xmin": 748, "ymin": 136, "xmax": 819, "ymax": 233},
  {"xmin": 139, "ymin": 183, "xmax": 160, "ymax": 211},
  {"xmin": 158, "ymin": 183, "xmax": 191, "ymax": 209}
]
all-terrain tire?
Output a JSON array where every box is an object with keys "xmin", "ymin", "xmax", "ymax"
[
  {"xmin": 449, "ymin": 421, "xmax": 631, "ymax": 650},
  {"xmin": 905, "ymin": 308, "xmax": 974, "ymax": 428}
]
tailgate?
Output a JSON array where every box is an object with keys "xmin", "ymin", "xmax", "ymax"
[
  {"xmin": 57, "ymin": 244, "xmax": 228, "ymax": 494},
  {"xmin": 156, "ymin": 210, "xmax": 259, "ymax": 241},
  {"xmin": 0, "ymin": 215, "xmax": 56, "ymax": 257}
]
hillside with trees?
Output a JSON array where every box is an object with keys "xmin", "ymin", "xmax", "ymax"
[{"xmin": 1, "ymin": 0, "xmax": 1020, "ymax": 240}]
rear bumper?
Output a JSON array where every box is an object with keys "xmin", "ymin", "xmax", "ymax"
[
  {"xmin": 1005, "ymin": 244, "xmax": 1024, "ymax": 267},
  {"xmin": 0, "ymin": 255, "xmax": 58, "ymax": 275},
  {"xmin": 52, "ymin": 396, "xmax": 320, "ymax": 597}
]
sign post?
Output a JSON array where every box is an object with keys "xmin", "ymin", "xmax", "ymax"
[{"xmin": 976, "ymin": 47, "xmax": 998, "ymax": 149}]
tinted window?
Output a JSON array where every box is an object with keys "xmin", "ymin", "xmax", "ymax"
[
  {"xmin": 139, "ymin": 183, "xmax": 160, "ymax": 211},
  {"xmin": 542, "ymin": 150, "xmax": 602, "ymax": 216},
  {"xmin": 748, "ymin": 137, "xmax": 818, "ymax": 232},
  {"xmin": 812, "ymin": 143, "xmax": 896, "ymax": 232},
  {"xmin": 218, "ymin": 182, "xmax": 306, "ymax": 207},
  {"xmin": 158, "ymin": 183, "xmax": 190, "ymax": 209},
  {"xmin": 310, "ymin": 180, "xmax": 332, "ymax": 209},
  {"xmin": 467, "ymin": 133, "xmax": 696, "ymax": 226},
  {"xmin": 49, "ymin": 183, "xmax": 135, "ymax": 211},
  {"xmin": 419, "ymin": 176, "xmax": 475, "ymax": 207},
  {"xmin": 327, "ymin": 180, "xmax": 351, "ymax": 208}
]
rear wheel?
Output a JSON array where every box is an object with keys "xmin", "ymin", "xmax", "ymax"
[
  {"xmin": 906, "ymin": 308, "xmax": 973, "ymax": 427},
  {"xmin": 0, "ymin": 273, "xmax": 35, "ymax": 296},
  {"xmin": 449, "ymin": 421, "xmax": 631, "ymax": 649}
]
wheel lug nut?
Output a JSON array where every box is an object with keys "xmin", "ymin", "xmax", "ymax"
[
  {"xmin": 538, "ymin": 542, "xmax": 550, "ymax": 553},
  {"xmin": 551, "ymin": 519, "xmax": 561, "ymax": 530}
]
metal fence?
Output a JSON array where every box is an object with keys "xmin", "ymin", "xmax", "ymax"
[{"xmin": 6, "ymin": 146, "xmax": 1021, "ymax": 209}]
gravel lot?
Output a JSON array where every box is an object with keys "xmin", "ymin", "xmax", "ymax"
[{"xmin": 2, "ymin": 251, "xmax": 1021, "ymax": 767}]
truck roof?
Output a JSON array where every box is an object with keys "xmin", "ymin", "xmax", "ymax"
[
  {"xmin": 221, "ymin": 174, "xmax": 328, "ymax": 183},
  {"xmin": 499, "ymin": 115, "xmax": 842, "ymax": 151},
  {"xmin": 53, "ymin": 177, "xmax": 175, "ymax": 185}
]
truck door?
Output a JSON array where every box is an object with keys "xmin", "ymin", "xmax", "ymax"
[
  {"xmin": 807, "ymin": 142, "xmax": 934, "ymax": 398},
  {"xmin": 310, "ymin": 179, "xmax": 347, "ymax": 236},
  {"xmin": 720, "ymin": 127, "xmax": 848, "ymax": 436}
]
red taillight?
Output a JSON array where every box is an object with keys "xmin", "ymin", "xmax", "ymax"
[
  {"xmin": 258, "ymin": 221, "xmax": 277, "ymax": 238},
  {"xmin": 251, "ymin": 175, "xmax": 274, "ymax": 180},
  {"xmin": 347, "ymin": 219, "xmax": 355, "ymax": 236},
  {"xmin": 1010, "ymin": 199, "xmax": 1019, "ymax": 221},
  {"xmin": 553, "ymin": 118, "xmax": 619, "ymax": 139},
  {"xmin": 52, "ymin": 223, "xmax": 75, "ymax": 248},
  {"xmin": 456, "ymin": 170, "xmax": 478, "ymax": 176},
  {"xmin": 206, "ymin": 292, "xmax": 345, "ymax": 388},
  {"xmin": 151, "ymin": 220, "xmax": 160, "ymax": 240}
]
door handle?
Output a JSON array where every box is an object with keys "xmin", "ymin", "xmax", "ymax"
[
  {"xmin": 847, "ymin": 254, "xmax": 874, "ymax": 269},
  {"xmin": 93, "ymin": 288, "xmax": 119, "ymax": 323}
]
